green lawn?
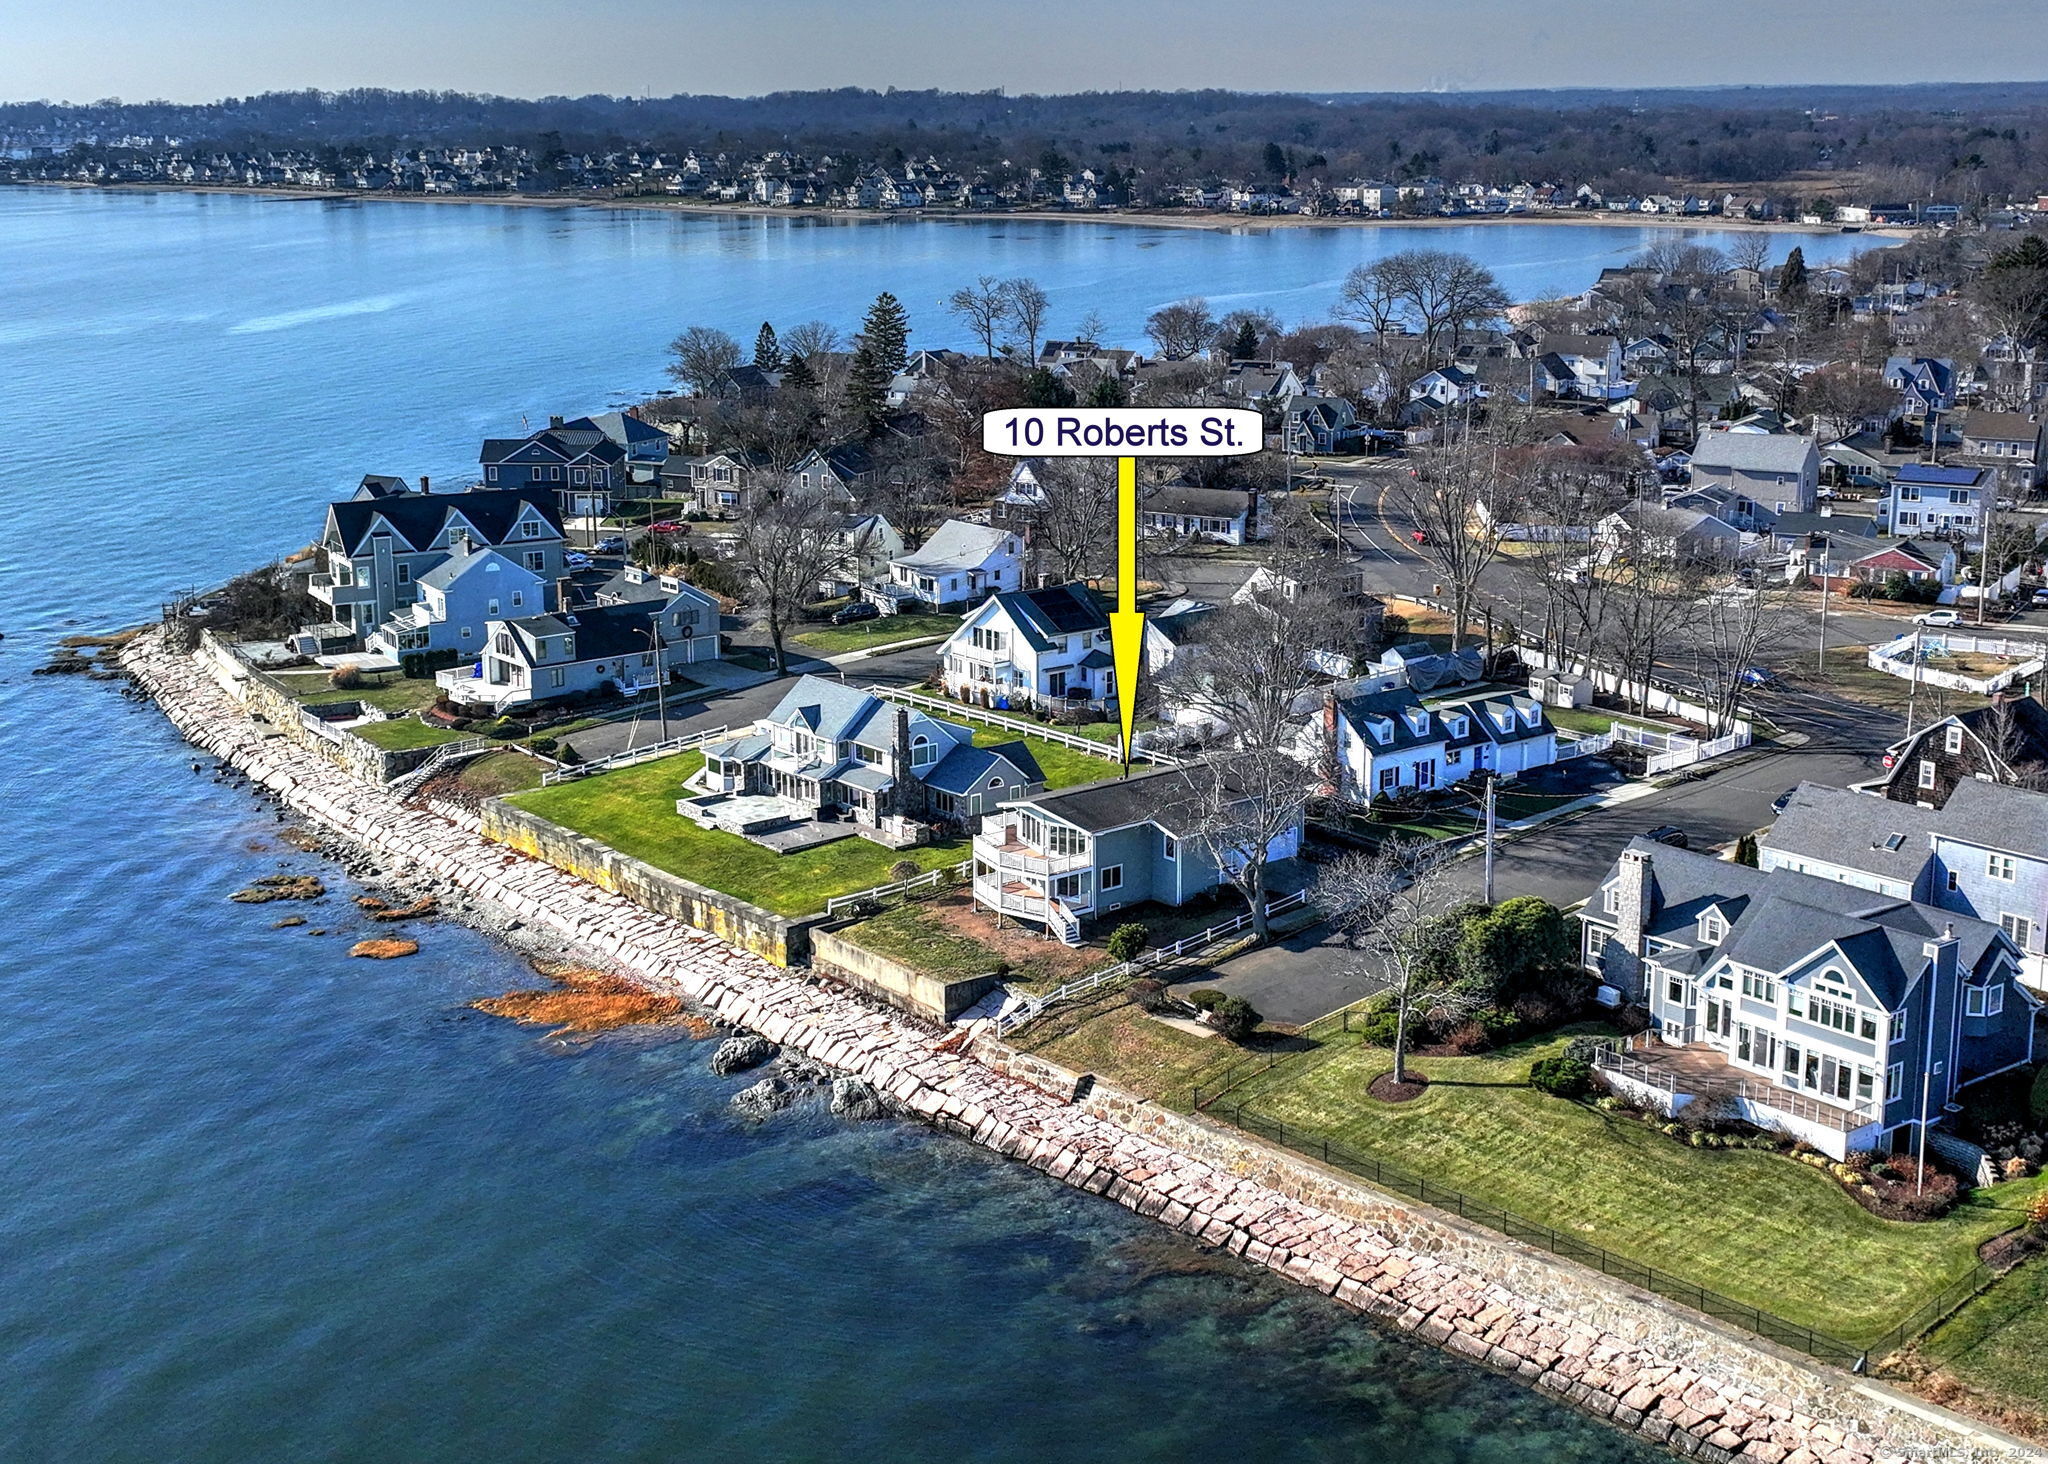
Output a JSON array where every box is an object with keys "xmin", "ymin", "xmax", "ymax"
[
  {"xmin": 1545, "ymin": 704, "xmax": 1682, "ymax": 739},
  {"xmin": 507, "ymin": 751, "xmax": 967, "ymax": 916},
  {"xmin": 277, "ymin": 670, "xmax": 445, "ymax": 717},
  {"xmin": 793, "ymin": 611, "xmax": 963, "ymax": 655},
  {"xmin": 455, "ymin": 748, "xmax": 546, "ymax": 796},
  {"xmin": 1915, "ymin": 1253, "xmax": 2048, "ymax": 1412},
  {"xmin": 972, "ymin": 729, "xmax": 1121, "ymax": 789},
  {"xmin": 1217, "ymin": 1027, "xmax": 2045, "ymax": 1348},
  {"xmin": 1014, "ymin": 987, "xmax": 1228, "ymax": 1096},
  {"xmin": 836, "ymin": 901, "xmax": 1000, "ymax": 981},
  {"xmin": 353, "ymin": 716, "xmax": 469, "ymax": 751}
]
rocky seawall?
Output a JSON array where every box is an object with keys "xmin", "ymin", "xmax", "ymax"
[{"xmin": 122, "ymin": 629, "xmax": 2036, "ymax": 1464}]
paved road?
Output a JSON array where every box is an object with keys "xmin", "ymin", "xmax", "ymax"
[{"xmin": 1188, "ymin": 743, "xmax": 1877, "ymax": 1027}]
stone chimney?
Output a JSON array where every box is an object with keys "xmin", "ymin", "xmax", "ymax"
[
  {"xmin": 549, "ymin": 414, "xmax": 565, "ymax": 430},
  {"xmin": 1615, "ymin": 848, "xmax": 1654, "ymax": 957},
  {"xmin": 420, "ymin": 475, "xmax": 430, "ymax": 494}
]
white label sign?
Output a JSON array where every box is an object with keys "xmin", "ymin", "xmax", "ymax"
[{"xmin": 981, "ymin": 407, "xmax": 1263, "ymax": 458}]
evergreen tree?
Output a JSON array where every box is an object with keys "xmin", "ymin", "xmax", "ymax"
[
  {"xmin": 1085, "ymin": 374, "xmax": 1130, "ymax": 407},
  {"xmin": 1228, "ymin": 318, "xmax": 1261, "ymax": 360},
  {"xmin": 753, "ymin": 321, "xmax": 784, "ymax": 372},
  {"xmin": 1778, "ymin": 246, "xmax": 1808, "ymax": 306},
  {"xmin": 861, "ymin": 292, "xmax": 911, "ymax": 373},
  {"xmin": 781, "ymin": 353, "xmax": 819, "ymax": 391},
  {"xmin": 1021, "ymin": 367, "xmax": 1076, "ymax": 408},
  {"xmin": 842, "ymin": 342, "xmax": 892, "ymax": 433},
  {"xmin": 1733, "ymin": 834, "xmax": 1760, "ymax": 868}
]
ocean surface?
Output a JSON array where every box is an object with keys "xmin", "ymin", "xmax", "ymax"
[{"xmin": 0, "ymin": 188, "xmax": 1875, "ymax": 1462}]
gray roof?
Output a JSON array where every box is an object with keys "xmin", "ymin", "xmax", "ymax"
[
  {"xmin": 1143, "ymin": 484, "xmax": 1255, "ymax": 520},
  {"xmin": 1763, "ymin": 782, "xmax": 1943, "ymax": 887},
  {"xmin": 1938, "ymin": 777, "xmax": 2048, "ymax": 854},
  {"xmin": 893, "ymin": 519, "xmax": 1013, "ymax": 574},
  {"xmin": 761, "ymin": 675, "xmax": 967, "ymax": 754},
  {"xmin": 922, "ymin": 739, "xmax": 1045, "ymax": 796},
  {"xmin": 416, "ymin": 545, "xmax": 527, "ymax": 592},
  {"xmin": 1688, "ymin": 431, "xmax": 1818, "ymax": 475}
]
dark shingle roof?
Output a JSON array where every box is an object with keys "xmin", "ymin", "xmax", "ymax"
[
  {"xmin": 923, "ymin": 739, "xmax": 1045, "ymax": 796},
  {"xmin": 328, "ymin": 486, "xmax": 561, "ymax": 555},
  {"xmin": 987, "ymin": 583, "xmax": 1108, "ymax": 651}
]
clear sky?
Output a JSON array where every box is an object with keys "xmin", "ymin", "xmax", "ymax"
[{"xmin": 8, "ymin": 0, "xmax": 2048, "ymax": 103}]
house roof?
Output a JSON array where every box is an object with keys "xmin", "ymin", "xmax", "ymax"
[
  {"xmin": 1764, "ymin": 782, "xmax": 1944, "ymax": 887},
  {"xmin": 327, "ymin": 486, "xmax": 561, "ymax": 556},
  {"xmin": 1961, "ymin": 411, "xmax": 2042, "ymax": 444},
  {"xmin": 1893, "ymin": 463, "xmax": 1991, "ymax": 488},
  {"xmin": 1541, "ymin": 333, "xmax": 1616, "ymax": 359},
  {"xmin": 983, "ymin": 583, "xmax": 1109, "ymax": 651},
  {"xmin": 506, "ymin": 602, "xmax": 661, "ymax": 663},
  {"xmin": 1940, "ymin": 774, "xmax": 2048, "ymax": 852},
  {"xmin": 1018, "ymin": 766, "xmax": 1221, "ymax": 838},
  {"xmin": 1688, "ymin": 431, "xmax": 1817, "ymax": 475},
  {"xmin": 416, "ymin": 545, "xmax": 532, "ymax": 593},
  {"xmin": 1147, "ymin": 598, "xmax": 1216, "ymax": 646},
  {"xmin": 1605, "ymin": 502, "xmax": 1733, "ymax": 538},
  {"xmin": 893, "ymin": 519, "xmax": 1014, "ymax": 574},
  {"xmin": 922, "ymin": 739, "xmax": 1045, "ymax": 796},
  {"xmin": 1144, "ymin": 484, "xmax": 1254, "ymax": 520}
]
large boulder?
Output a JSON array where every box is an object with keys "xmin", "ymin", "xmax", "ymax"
[
  {"xmin": 830, "ymin": 1077, "xmax": 887, "ymax": 1120},
  {"xmin": 730, "ymin": 1077, "xmax": 794, "ymax": 1120},
  {"xmin": 710, "ymin": 1034, "xmax": 776, "ymax": 1077}
]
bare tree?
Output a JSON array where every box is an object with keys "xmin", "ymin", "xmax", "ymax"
[
  {"xmin": 869, "ymin": 435, "xmax": 953, "ymax": 547},
  {"xmin": 1801, "ymin": 362, "xmax": 1896, "ymax": 443},
  {"xmin": 947, "ymin": 275, "xmax": 1011, "ymax": 359},
  {"xmin": 1970, "ymin": 261, "xmax": 2048, "ymax": 409},
  {"xmin": 1000, "ymin": 277, "xmax": 1052, "ymax": 359},
  {"xmin": 1145, "ymin": 298, "xmax": 1217, "ymax": 361},
  {"xmin": 1334, "ymin": 260, "xmax": 1411, "ymax": 384},
  {"xmin": 1686, "ymin": 584, "xmax": 1792, "ymax": 735},
  {"xmin": 1025, "ymin": 457, "xmax": 1115, "ymax": 583},
  {"xmin": 782, "ymin": 320, "xmax": 844, "ymax": 361},
  {"xmin": 1073, "ymin": 307, "xmax": 1110, "ymax": 346},
  {"xmin": 1387, "ymin": 433, "xmax": 1515, "ymax": 650},
  {"xmin": 1316, "ymin": 841, "xmax": 1482, "ymax": 1085},
  {"xmin": 731, "ymin": 491, "xmax": 851, "ymax": 674},
  {"xmin": 1724, "ymin": 231, "xmax": 1772, "ymax": 280},
  {"xmin": 1374, "ymin": 249, "xmax": 1512, "ymax": 363},
  {"xmin": 666, "ymin": 326, "xmax": 744, "ymax": 396},
  {"xmin": 1596, "ymin": 535, "xmax": 1704, "ymax": 718}
]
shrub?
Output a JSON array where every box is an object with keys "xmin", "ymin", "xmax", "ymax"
[
  {"xmin": 1186, "ymin": 988, "xmax": 1226, "ymax": 1013},
  {"xmin": 2030, "ymin": 1067, "xmax": 2048, "ymax": 1126},
  {"xmin": 1126, "ymin": 978, "xmax": 1171, "ymax": 1014},
  {"xmin": 1105, "ymin": 923, "xmax": 1150, "ymax": 964},
  {"xmin": 2005, "ymin": 1155, "xmax": 2033, "ymax": 1181},
  {"xmin": 555, "ymin": 743, "xmax": 583, "ymax": 766},
  {"xmin": 2027, "ymin": 1191, "xmax": 2048, "ymax": 1230},
  {"xmin": 1528, "ymin": 1054, "xmax": 1593, "ymax": 1099},
  {"xmin": 1358, "ymin": 1007, "xmax": 1401, "ymax": 1047},
  {"xmin": 529, "ymin": 736, "xmax": 558, "ymax": 754},
  {"xmin": 328, "ymin": 664, "xmax": 364, "ymax": 691},
  {"xmin": 1207, "ymin": 994, "xmax": 1261, "ymax": 1042},
  {"xmin": 1443, "ymin": 1020, "xmax": 1493, "ymax": 1055},
  {"xmin": 887, "ymin": 858, "xmax": 922, "ymax": 885}
]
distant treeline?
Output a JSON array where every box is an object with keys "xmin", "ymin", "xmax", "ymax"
[{"xmin": 12, "ymin": 84, "xmax": 2048, "ymax": 202}]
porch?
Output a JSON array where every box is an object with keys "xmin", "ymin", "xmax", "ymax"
[{"xmin": 1592, "ymin": 1034, "xmax": 1883, "ymax": 1160}]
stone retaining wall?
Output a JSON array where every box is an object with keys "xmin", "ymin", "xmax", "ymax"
[
  {"xmin": 195, "ymin": 631, "xmax": 429, "ymax": 785},
  {"xmin": 810, "ymin": 926, "xmax": 1002, "ymax": 1022},
  {"xmin": 122, "ymin": 627, "xmax": 2040, "ymax": 1464},
  {"xmin": 478, "ymin": 799, "xmax": 820, "ymax": 966}
]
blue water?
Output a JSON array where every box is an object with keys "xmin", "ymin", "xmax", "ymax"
[{"xmin": 0, "ymin": 186, "xmax": 1829, "ymax": 1462}]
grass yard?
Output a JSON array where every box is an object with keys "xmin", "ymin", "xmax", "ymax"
[
  {"xmin": 1220, "ymin": 1027, "xmax": 2045, "ymax": 1348},
  {"xmin": 1544, "ymin": 703, "xmax": 1685, "ymax": 739},
  {"xmin": 1913, "ymin": 1253, "xmax": 2048, "ymax": 1418},
  {"xmin": 1817, "ymin": 644, "xmax": 1985, "ymax": 720},
  {"xmin": 352, "ymin": 716, "xmax": 469, "ymax": 751},
  {"xmin": 507, "ymin": 751, "xmax": 966, "ymax": 916},
  {"xmin": 454, "ymin": 748, "xmax": 545, "ymax": 797},
  {"xmin": 1011, "ymin": 986, "xmax": 1228, "ymax": 1097},
  {"xmin": 278, "ymin": 670, "xmax": 445, "ymax": 717},
  {"xmin": 973, "ymin": 728, "xmax": 1121, "ymax": 789},
  {"xmin": 793, "ymin": 611, "xmax": 963, "ymax": 655}
]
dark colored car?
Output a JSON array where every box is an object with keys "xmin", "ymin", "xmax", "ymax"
[
  {"xmin": 829, "ymin": 601, "xmax": 880, "ymax": 626},
  {"xmin": 1771, "ymin": 788, "xmax": 1797, "ymax": 815},
  {"xmin": 1643, "ymin": 825, "xmax": 1689, "ymax": 849}
]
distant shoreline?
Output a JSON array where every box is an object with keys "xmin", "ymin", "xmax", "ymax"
[{"xmin": 13, "ymin": 179, "xmax": 1914, "ymax": 241}]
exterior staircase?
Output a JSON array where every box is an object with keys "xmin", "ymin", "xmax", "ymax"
[
  {"xmin": 386, "ymin": 736, "xmax": 491, "ymax": 800},
  {"xmin": 1047, "ymin": 899, "xmax": 1082, "ymax": 947}
]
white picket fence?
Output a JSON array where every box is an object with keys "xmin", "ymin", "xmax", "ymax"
[
  {"xmin": 868, "ymin": 686, "xmax": 1184, "ymax": 766},
  {"xmin": 1867, "ymin": 632, "xmax": 2047, "ymax": 696},
  {"xmin": 993, "ymin": 889, "xmax": 1310, "ymax": 1037},
  {"xmin": 823, "ymin": 858, "xmax": 976, "ymax": 917},
  {"xmin": 540, "ymin": 724, "xmax": 729, "ymax": 784},
  {"xmin": 1554, "ymin": 731, "xmax": 1616, "ymax": 761},
  {"xmin": 1605, "ymin": 721, "xmax": 1752, "ymax": 775}
]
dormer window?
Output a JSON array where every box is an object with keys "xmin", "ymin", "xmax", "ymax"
[
  {"xmin": 1945, "ymin": 725, "xmax": 1964, "ymax": 754},
  {"xmin": 911, "ymin": 736, "xmax": 937, "ymax": 769},
  {"xmin": 1370, "ymin": 717, "xmax": 1395, "ymax": 744},
  {"xmin": 1698, "ymin": 911, "xmax": 1726, "ymax": 943}
]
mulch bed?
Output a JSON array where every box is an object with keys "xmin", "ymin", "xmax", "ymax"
[{"xmin": 1369, "ymin": 1071, "xmax": 1431, "ymax": 1103}]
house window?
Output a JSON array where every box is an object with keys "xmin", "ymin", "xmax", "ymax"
[
  {"xmin": 521, "ymin": 521, "xmax": 542, "ymax": 539},
  {"xmin": 1947, "ymin": 870, "xmax": 1960, "ymax": 892},
  {"xmin": 494, "ymin": 633, "xmax": 513, "ymax": 655},
  {"xmin": 1989, "ymin": 853, "xmax": 2018, "ymax": 882},
  {"xmin": 487, "ymin": 599, "xmax": 500, "ymax": 615},
  {"xmin": 971, "ymin": 626, "xmax": 1004, "ymax": 653},
  {"xmin": 1378, "ymin": 767, "xmax": 1399, "ymax": 792},
  {"xmin": 549, "ymin": 668, "xmax": 566, "ymax": 688},
  {"xmin": 911, "ymin": 737, "xmax": 937, "ymax": 769},
  {"xmin": 1919, "ymin": 760, "xmax": 1937, "ymax": 790},
  {"xmin": 1101, "ymin": 865, "xmax": 1123, "ymax": 892},
  {"xmin": 460, "ymin": 627, "xmax": 472, "ymax": 640},
  {"xmin": 525, "ymin": 551, "xmax": 544, "ymax": 572},
  {"xmin": 1603, "ymin": 886, "xmax": 1620, "ymax": 916},
  {"xmin": 1667, "ymin": 977, "xmax": 1686, "ymax": 1005},
  {"xmin": 1741, "ymin": 972, "xmax": 1776, "ymax": 1003},
  {"xmin": 485, "ymin": 466, "xmax": 499, "ymax": 482},
  {"xmin": 1587, "ymin": 928, "xmax": 1609, "ymax": 959},
  {"xmin": 1966, "ymin": 986, "xmax": 1989, "ymax": 1017},
  {"xmin": 1886, "ymin": 1062, "xmax": 1904, "ymax": 1099},
  {"xmin": 2000, "ymin": 912, "xmax": 2033, "ymax": 947},
  {"xmin": 1699, "ymin": 912, "xmax": 1726, "ymax": 943},
  {"xmin": 1946, "ymin": 726, "xmax": 1965, "ymax": 754},
  {"xmin": 396, "ymin": 563, "xmax": 412, "ymax": 586},
  {"xmin": 1161, "ymin": 835, "xmax": 1176, "ymax": 861}
]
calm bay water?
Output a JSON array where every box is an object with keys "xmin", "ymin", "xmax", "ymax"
[{"xmin": 0, "ymin": 187, "xmax": 1868, "ymax": 1462}]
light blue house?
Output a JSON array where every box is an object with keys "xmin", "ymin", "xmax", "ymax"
[{"xmin": 366, "ymin": 544, "xmax": 548, "ymax": 659}]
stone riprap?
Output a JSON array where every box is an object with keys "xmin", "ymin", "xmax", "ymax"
[{"xmin": 124, "ymin": 630, "xmax": 2037, "ymax": 1464}]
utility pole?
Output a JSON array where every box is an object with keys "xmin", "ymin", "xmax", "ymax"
[
  {"xmin": 1816, "ymin": 542, "xmax": 1831, "ymax": 674},
  {"xmin": 1482, "ymin": 772, "xmax": 1498, "ymax": 905},
  {"xmin": 1906, "ymin": 627, "xmax": 1923, "ymax": 735}
]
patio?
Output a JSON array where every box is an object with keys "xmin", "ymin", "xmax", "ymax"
[{"xmin": 1593, "ymin": 1034, "xmax": 1880, "ymax": 1157}]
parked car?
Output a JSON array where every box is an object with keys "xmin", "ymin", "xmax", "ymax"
[
  {"xmin": 1410, "ymin": 529, "xmax": 1429, "ymax": 544},
  {"xmin": 564, "ymin": 551, "xmax": 591, "ymax": 570},
  {"xmin": 1771, "ymin": 788, "xmax": 1797, "ymax": 815},
  {"xmin": 1739, "ymin": 666, "xmax": 1781, "ymax": 688},
  {"xmin": 648, "ymin": 520, "xmax": 683, "ymax": 535},
  {"xmin": 829, "ymin": 601, "xmax": 880, "ymax": 626},
  {"xmin": 2030, "ymin": 588, "xmax": 2048, "ymax": 608},
  {"xmin": 594, "ymin": 535, "xmax": 625, "ymax": 554},
  {"xmin": 1914, "ymin": 609, "xmax": 1962, "ymax": 628},
  {"xmin": 1643, "ymin": 825, "xmax": 1689, "ymax": 849}
]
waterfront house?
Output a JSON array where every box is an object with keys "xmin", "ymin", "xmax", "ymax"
[
  {"xmin": 970, "ymin": 765, "xmax": 1302, "ymax": 942},
  {"xmin": 590, "ymin": 564, "xmax": 726, "ymax": 663},
  {"xmin": 820, "ymin": 513, "xmax": 905, "ymax": 600},
  {"xmin": 1280, "ymin": 394, "xmax": 1366, "ymax": 455},
  {"xmin": 1882, "ymin": 356, "xmax": 1959, "ymax": 418},
  {"xmin": 786, "ymin": 442, "xmax": 871, "ymax": 506},
  {"xmin": 440, "ymin": 599, "xmax": 704, "ymax": 713},
  {"xmin": 1686, "ymin": 431, "xmax": 1819, "ymax": 515},
  {"xmin": 1765, "ymin": 779, "xmax": 2048, "ymax": 991},
  {"xmin": 363, "ymin": 542, "xmax": 548, "ymax": 660},
  {"xmin": 479, "ymin": 417, "xmax": 644, "ymax": 519},
  {"xmin": 877, "ymin": 520, "xmax": 1022, "ymax": 611},
  {"xmin": 1579, "ymin": 839, "xmax": 2036, "ymax": 1158},
  {"xmin": 1535, "ymin": 334, "xmax": 1628, "ymax": 401},
  {"xmin": 687, "ymin": 676, "xmax": 1044, "ymax": 841},
  {"xmin": 938, "ymin": 583, "xmax": 1114, "ymax": 713},
  {"xmin": 309, "ymin": 484, "xmax": 565, "ymax": 642},
  {"xmin": 1858, "ymin": 698, "xmax": 2048, "ymax": 810},
  {"xmin": 660, "ymin": 448, "xmax": 775, "ymax": 517}
]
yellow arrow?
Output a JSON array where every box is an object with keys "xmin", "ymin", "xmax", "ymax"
[{"xmin": 1108, "ymin": 455, "xmax": 1144, "ymax": 771}]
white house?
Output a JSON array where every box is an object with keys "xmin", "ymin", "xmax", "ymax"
[
  {"xmin": 938, "ymin": 583, "xmax": 1114, "ymax": 712},
  {"xmin": 878, "ymin": 519, "xmax": 1023, "ymax": 611},
  {"xmin": 1320, "ymin": 686, "xmax": 1556, "ymax": 800},
  {"xmin": 1876, "ymin": 464, "xmax": 1994, "ymax": 543},
  {"xmin": 1536, "ymin": 334, "xmax": 1629, "ymax": 401},
  {"xmin": 1687, "ymin": 431, "xmax": 1820, "ymax": 515},
  {"xmin": 1140, "ymin": 484, "xmax": 1260, "ymax": 545},
  {"xmin": 1594, "ymin": 502, "xmax": 1745, "ymax": 564}
]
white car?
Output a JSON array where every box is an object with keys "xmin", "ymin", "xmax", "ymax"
[{"xmin": 1914, "ymin": 609, "xmax": 1962, "ymax": 628}]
